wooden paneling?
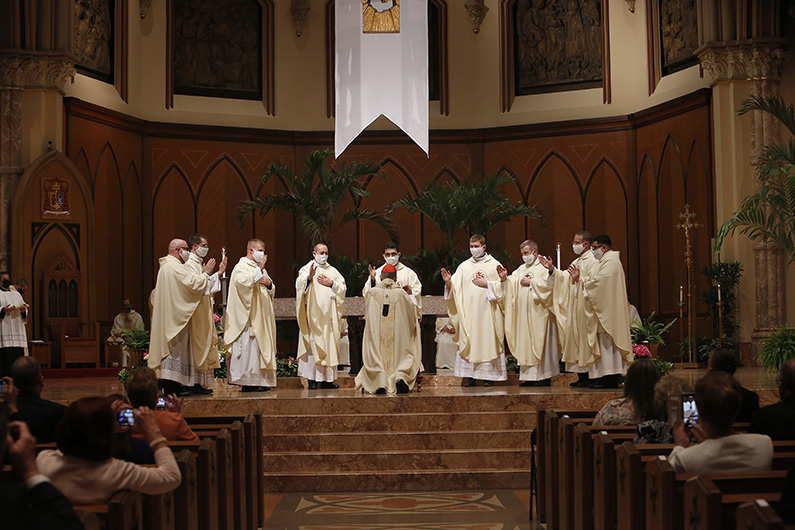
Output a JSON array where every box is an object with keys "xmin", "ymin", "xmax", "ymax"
[{"xmin": 53, "ymin": 92, "xmax": 713, "ymax": 354}]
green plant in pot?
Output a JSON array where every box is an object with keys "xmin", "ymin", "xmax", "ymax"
[
  {"xmin": 117, "ymin": 326, "xmax": 150, "ymax": 384},
  {"xmin": 630, "ymin": 312, "xmax": 676, "ymax": 356},
  {"xmin": 757, "ymin": 325, "xmax": 795, "ymax": 373}
]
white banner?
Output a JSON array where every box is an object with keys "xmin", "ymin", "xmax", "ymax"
[{"xmin": 335, "ymin": 0, "xmax": 428, "ymax": 157}]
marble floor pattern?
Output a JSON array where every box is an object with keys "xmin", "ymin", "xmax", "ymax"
[{"xmin": 263, "ymin": 490, "xmax": 542, "ymax": 530}]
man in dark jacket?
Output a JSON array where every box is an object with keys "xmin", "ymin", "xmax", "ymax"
[
  {"xmin": 708, "ymin": 348, "xmax": 759, "ymax": 423},
  {"xmin": 8, "ymin": 356, "xmax": 66, "ymax": 443},
  {"xmin": 751, "ymin": 358, "xmax": 795, "ymax": 440}
]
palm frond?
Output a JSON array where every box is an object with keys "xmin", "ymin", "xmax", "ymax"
[
  {"xmin": 738, "ymin": 95, "xmax": 795, "ymax": 137},
  {"xmin": 338, "ymin": 208, "xmax": 400, "ymax": 242}
]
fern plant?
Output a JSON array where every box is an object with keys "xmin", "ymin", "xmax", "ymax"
[
  {"xmin": 237, "ymin": 149, "xmax": 398, "ymax": 246},
  {"xmin": 715, "ymin": 95, "xmax": 795, "ymax": 263},
  {"xmin": 757, "ymin": 325, "xmax": 795, "ymax": 373}
]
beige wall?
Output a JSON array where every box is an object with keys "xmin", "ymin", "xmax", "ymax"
[{"xmin": 63, "ymin": 0, "xmax": 711, "ymax": 130}]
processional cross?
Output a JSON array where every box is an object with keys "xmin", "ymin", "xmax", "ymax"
[{"xmin": 675, "ymin": 204, "xmax": 700, "ymax": 365}]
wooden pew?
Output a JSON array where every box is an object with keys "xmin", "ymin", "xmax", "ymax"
[
  {"xmin": 173, "ymin": 450, "xmax": 199, "ymax": 530},
  {"xmin": 684, "ymin": 474, "xmax": 786, "ymax": 530},
  {"xmin": 142, "ymin": 487, "xmax": 175, "ymax": 530},
  {"xmin": 647, "ymin": 451, "xmax": 795, "ymax": 530},
  {"xmin": 76, "ymin": 490, "xmax": 144, "ymax": 530},
  {"xmin": 735, "ymin": 499, "xmax": 787, "ymax": 530},
  {"xmin": 243, "ymin": 415, "xmax": 258, "ymax": 530},
  {"xmin": 167, "ymin": 438, "xmax": 218, "ymax": 530},
  {"xmin": 615, "ymin": 442, "xmax": 676, "ymax": 530}
]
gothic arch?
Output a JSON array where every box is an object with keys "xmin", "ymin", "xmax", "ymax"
[
  {"xmin": 525, "ymin": 150, "xmax": 582, "ymax": 203},
  {"xmin": 94, "ymin": 142, "xmax": 123, "ymax": 199}
]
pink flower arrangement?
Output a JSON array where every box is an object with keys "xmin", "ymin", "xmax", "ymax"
[
  {"xmin": 213, "ymin": 314, "xmax": 221, "ymax": 324},
  {"xmin": 633, "ymin": 344, "xmax": 651, "ymax": 358}
]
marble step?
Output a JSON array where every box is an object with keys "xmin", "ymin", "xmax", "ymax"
[
  {"xmin": 264, "ymin": 429, "xmax": 532, "ymax": 452},
  {"xmin": 262, "ymin": 447, "xmax": 530, "ymax": 473},
  {"xmin": 262, "ymin": 468, "xmax": 532, "ymax": 492},
  {"xmin": 262, "ymin": 411, "xmax": 534, "ymax": 433}
]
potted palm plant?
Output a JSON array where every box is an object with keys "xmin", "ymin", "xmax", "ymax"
[{"xmin": 117, "ymin": 326, "xmax": 150, "ymax": 383}]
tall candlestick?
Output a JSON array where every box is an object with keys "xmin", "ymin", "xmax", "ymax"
[
  {"xmin": 717, "ymin": 283, "xmax": 721, "ymax": 303},
  {"xmin": 556, "ymin": 243, "xmax": 561, "ymax": 270},
  {"xmin": 679, "ymin": 285, "xmax": 683, "ymax": 304}
]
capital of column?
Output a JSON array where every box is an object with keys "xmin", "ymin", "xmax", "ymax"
[
  {"xmin": 0, "ymin": 54, "xmax": 76, "ymax": 92},
  {"xmin": 696, "ymin": 40, "xmax": 785, "ymax": 85}
]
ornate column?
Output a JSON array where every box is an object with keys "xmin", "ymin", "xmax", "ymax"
[
  {"xmin": 697, "ymin": 35, "xmax": 787, "ymax": 349},
  {"xmin": 0, "ymin": 90, "xmax": 23, "ymax": 269}
]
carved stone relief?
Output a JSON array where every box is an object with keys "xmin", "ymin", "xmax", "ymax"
[
  {"xmin": 0, "ymin": 56, "xmax": 76, "ymax": 91},
  {"xmin": 659, "ymin": 0, "xmax": 697, "ymax": 71},
  {"xmin": 172, "ymin": 0, "xmax": 262, "ymax": 99},
  {"xmin": 75, "ymin": 0, "xmax": 113, "ymax": 81},
  {"xmin": 513, "ymin": 0, "xmax": 602, "ymax": 94}
]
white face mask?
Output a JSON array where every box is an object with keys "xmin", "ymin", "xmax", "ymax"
[
  {"xmin": 314, "ymin": 253, "xmax": 328, "ymax": 266},
  {"xmin": 384, "ymin": 255, "xmax": 399, "ymax": 266},
  {"xmin": 593, "ymin": 247, "xmax": 605, "ymax": 260},
  {"xmin": 179, "ymin": 250, "xmax": 191, "ymax": 263},
  {"xmin": 470, "ymin": 247, "xmax": 484, "ymax": 259},
  {"xmin": 573, "ymin": 243, "xmax": 585, "ymax": 256},
  {"xmin": 522, "ymin": 253, "xmax": 537, "ymax": 266},
  {"xmin": 195, "ymin": 246, "xmax": 209, "ymax": 258},
  {"xmin": 252, "ymin": 250, "xmax": 265, "ymax": 263}
]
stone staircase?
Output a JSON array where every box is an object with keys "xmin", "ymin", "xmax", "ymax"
[{"xmin": 259, "ymin": 392, "xmax": 535, "ymax": 492}]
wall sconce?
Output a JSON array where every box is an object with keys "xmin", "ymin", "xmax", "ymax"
[
  {"xmin": 140, "ymin": 0, "xmax": 152, "ymax": 19},
  {"xmin": 464, "ymin": 0, "xmax": 488, "ymax": 34},
  {"xmin": 291, "ymin": 0, "xmax": 311, "ymax": 37},
  {"xmin": 625, "ymin": 0, "xmax": 636, "ymax": 12}
]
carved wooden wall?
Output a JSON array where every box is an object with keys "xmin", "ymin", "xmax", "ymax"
[{"xmin": 54, "ymin": 91, "xmax": 712, "ymax": 358}]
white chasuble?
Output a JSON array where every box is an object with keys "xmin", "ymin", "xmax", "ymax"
[
  {"xmin": 445, "ymin": 254, "xmax": 506, "ymax": 380},
  {"xmin": 148, "ymin": 255, "xmax": 209, "ymax": 376},
  {"xmin": 504, "ymin": 261, "xmax": 560, "ymax": 380},
  {"xmin": 551, "ymin": 250, "xmax": 600, "ymax": 370},
  {"xmin": 356, "ymin": 279, "xmax": 421, "ymax": 394},
  {"xmin": 225, "ymin": 257, "xmax": 277, "ymax": 386},
  {"xmin": 582, "ymin": 250, "xmax": 633, "ymax": 373},
  {"xmin": 295, "ymin": 260, "xmax": 347, "ymax": 381},
  {"xmin": 184, "ymin": 255, "xmax": 221, "ymax": 371}
]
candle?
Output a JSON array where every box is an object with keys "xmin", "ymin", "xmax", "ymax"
[
  {"xmin": 556, "ymin": 243, "xmax": 561, "ymax": 270},
  {"xmin": 717, "ymin": 283, "xmax": 721, "ymax": 303},
  {"xmin": 679, "ymin": 286, "xmax": 683, "ymax": 304},
  {"xmin": 221, "ymin": 246, "xmax": 227, "ymax": 279}
]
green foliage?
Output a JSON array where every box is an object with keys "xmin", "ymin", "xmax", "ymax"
[
  {"xmin": 214, "ymin": 349, "xmax": 228, "ymax": 380},
  {"xmin": 120, "ymin": 326, "xmax": 150, "ymax": 355},
  {"xmin": 654, "ymin": 359, "xmax": 674, "ymax": 375},
  {"xmin": 715, "ymin": 96, "xmax": 795, "ymax": 263},
  {"xmin": 630, "ymin": 312, "xmax": 676, "ymax": 346},
  {"xmin": 391, "ymin": 172, "xmax": 543, "ymax": 254},
  {"xmin": 678, "ymin": 336, "xmax": 729, "ymax": 363},
  {"xmin": 700, "ymin": 261, "xmax": 743, "ymax": 342},
  {"xmin": 277, "ymin": 356, "xmax": 299, "ymax": 377},
  {"xmin": 237, "ymin": 149, "xmax": 398, "ymax": 245},
  {"xmin": 757, "ymin": 325, "xmax": 795, "ymax": 373},
  {"xmin": 506, "ymin": 353, "xmax": 520, "ymax": 374},
  {"xmin": 333, "ymin": 255, "xmax": 372, "ymax": 293},
  {"xmin": 402, "ymin": 247, "xmax": 472, "ymax": 295}
]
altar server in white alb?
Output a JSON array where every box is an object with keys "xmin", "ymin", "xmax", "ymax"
[
  {"xmin": 296, "ymin": 243, "xmax": 346, "ymax": 390},
  {"xmin": 357, "ymin": 264, "xmax": 422, "ymax": 394},
  {"xmin": 148, "ymin": 238, "xmax": 223, "ymax": 396},
  {"xmin": 0, "ymin": 271, "xmax": 28, "ymax": 377},
  {"xmin": 501, "ymin": 240, "xmax": 560, "ymax": 387},
  {"xmin": 570, "ymin": 234, "xmax": 633, "ymax": 388},
  {"xmin": 224, "ymin": 239, "xmax": 277, "ymax": 393},
  {"xmin": 441, "ymin": 234, "xmax": 506, "ymax": 386}
]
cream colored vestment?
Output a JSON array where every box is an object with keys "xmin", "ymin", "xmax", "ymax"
[{"xmin": 356, "ymin": 279, "xmax": 422, "ymax": 394}]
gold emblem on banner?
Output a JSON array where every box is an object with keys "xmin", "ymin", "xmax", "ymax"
[
  {"xmin": 363, "ymin": 0, "xmax": 400, "ymax": 33},
  {"xmin": 42, "ymin": 177, "xmax": 71, "ymax": 219}
]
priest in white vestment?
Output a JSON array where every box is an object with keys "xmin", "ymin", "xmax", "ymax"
[
  {"xmin": 107, "ymin": 299, "xmax": 145, "ymax": 366},
  {"xmin": 549, "ymin": 231, "xmax": 600, "ymax": 387},
  {"xmin": 362, "ymin": 241, "xmax": 422, "ymax": 307},
  {"xmin": 502, "ymin": 240, "xmax": 560, "ymax": 387},
  {"xmin": 224, "ymin": 239, "xmax": 277, "ymax": 392},
  {"xmin": 295, "ymin": 243, "xmax": 346, "ymax": 390},
  {"xmin": 356, "ymin": 264, "xmax": 422, "ymax": 394},
  {"xmin": 571, "ymin": 234, "xmax": 633, "ymax": 388},
  {"xmin": 441, "ymin": 234, "xmax": 506, "ymax": 386},
  {"xmin": 434, "ymin": 318, "xmax": 456, "ymax": 369},
  {"xmin": 0, "ymin": 275, "xmax": 28, "ymax": 376},
  {"xmin": 149, "ymin": 237, "xmax": 225, "ymax": 396}
]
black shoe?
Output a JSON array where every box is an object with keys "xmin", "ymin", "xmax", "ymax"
[
  {"xmin": 520, "ymin": 381, "xmax": 535, "ymax": 387},
  {"xmin": 592, "ymin": 375, "xmax": 620, "ymax": 389},
  {"xmin": 192, "ymin": 384, "xmax": 213, "ymax": 395},
  {"xmin": 483, "ymin": 380, "xmax": 493, "ymax": 387},
  {"xmin": 241, "ymin": 386, "xmax": 270, "ymax": 392},
  {"xmin": 375, "ymin": 387, "xmax": 387, "ymax": 394},
  {"xmin": 587, "ymin": 377, "xmax": 603, "ymax": 388},
  {"xmin": 320, "ymin": 382, "xmax": 339, "ymax": 389},
  {"xmin": 307, "ymin": 380, "xmax": 317, "ymax": 390},
  {"xmin": 534, "ymin": 378, "xmax": 551, "ymax": 387},
  {"xmin": 176, "ymin": 386, "xmax": 192, "ymax": 397},
  {"xmin": 161, "ymin": 379, "xmax": 182, "ymax": 395},
  {"xmin": 570, "ymin": 373, "xmax": 590, "ymax": 387},
  {"xmin": 466, "ymin": 378, "xmax": 477, "ymax": 387},
  {"xmin": 396, "ymin": 380, "xmax": 410, "ymax": 394}
]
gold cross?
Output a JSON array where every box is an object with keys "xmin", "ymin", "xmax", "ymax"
[{"xmin": 675, "ymin": 204, "xmax": 701, "ymax": 265}]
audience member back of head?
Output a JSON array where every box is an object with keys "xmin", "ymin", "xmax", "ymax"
[
  {"xmin": 593, "ymin": 358, "xmax": 660, "ymax": 426},
  {"xmin": 708, "ymin": 347, "xmax": 759, "ymax": 422},
  {"xmin": 750, "ymin": 358, "xmax": 795, "ymax": 440},
  {"xmin": 10, "ymin": 356, "xmax": 66, "ymax": 443}
]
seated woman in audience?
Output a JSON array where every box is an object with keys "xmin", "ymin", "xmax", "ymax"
[
  {"xmin": 593, "ymin": 358, "xmax": 660, "ymax": 426},
  {"xmin": 36, "ymin": 396, "xmax": 181, "ymax": 505},
  {"xmin": 125, "ymin": 367, "xmax": 199, "ymax": 442},
  {"xmin": 634, "ymin": 375, "xmax": 693, "ymax": 444},
  {"xmin": 669, "ymin": 372, "xmax": 773, "ymax": 473},
  {"xmin": 105, "ymin": 393, "xmax": 155, "ymax": 465}
]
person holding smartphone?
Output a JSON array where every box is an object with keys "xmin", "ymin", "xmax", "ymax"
[{"xmin": 669, "ymin": 372, "xmax": 773, "ymax": 473}]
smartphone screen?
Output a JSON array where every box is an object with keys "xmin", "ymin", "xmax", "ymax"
[
  {"xmin": 117, "ymin": 408, "xmax": 135, "ymax": 427},
  {"xmin": 156, "ymin": 397, "xmax": 166, "ymax": 410},
  {"xmin": 682, "ymin": 393, "xmax": 699, "ymax": 427}
]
